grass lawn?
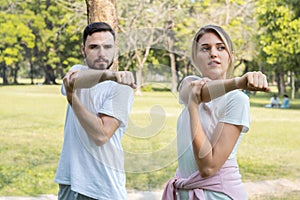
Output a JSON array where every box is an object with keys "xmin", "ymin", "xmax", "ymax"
[{"xmin": 0, "ymin": 84, "xmax": 300, "ymax": 197}]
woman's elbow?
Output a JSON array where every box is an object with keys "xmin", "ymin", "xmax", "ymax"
[{"xmin": 199, "ymin": 167, "xmax": 217, "ymax": 178}]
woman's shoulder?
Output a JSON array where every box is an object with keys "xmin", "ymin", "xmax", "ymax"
[
  {"xmin": 179, "ymin": 75, "xmax": 201, "ymax": 89},
  {"xmin": 226, "ymin": 90, "xmax": 249, "ymax": 102}
]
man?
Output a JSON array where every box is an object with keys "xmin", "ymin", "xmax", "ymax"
[
  {"xmin": 54, "ymin": 22, "xmax": 136, "ymax": 200},
  {"xmin": 270, "ymin": 94, "xmax": 280, "ymax": 108}
]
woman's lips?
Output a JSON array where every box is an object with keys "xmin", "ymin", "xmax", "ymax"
[{"xmin": 208, "ymin": 60, "xmax": 221, "ymax": 67}]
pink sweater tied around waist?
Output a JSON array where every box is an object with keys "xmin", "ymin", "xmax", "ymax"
[{"xmin": 161, "ymin": 158, "xmax": 248, "ymax": 200}]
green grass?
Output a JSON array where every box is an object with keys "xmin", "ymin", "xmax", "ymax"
[
  {"xmin": 0, "ymin": 85, "xmax": 300, "ymax": 198},
  {"xmin": 0, "ymin": 85, "xmax": 65, "ymax": 195},
  {"xmin": 238, "ymin": 92, "xmax": 300, "ymax": 183}
]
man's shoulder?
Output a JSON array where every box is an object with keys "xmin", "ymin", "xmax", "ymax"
[
  {"xmin": 95, "ymin": 81, "xmax": 134, "ymax": 96},
  {"xmin": 69, "ymin": 64, "xmax": 88, "ymax": 71},
  {"xmin": 108, "ymin": 82, "xmax": 134, "ymax": 100},
  {"xmin": 103, "ymin": 81, "xmax": 134, "ymax": 90}
]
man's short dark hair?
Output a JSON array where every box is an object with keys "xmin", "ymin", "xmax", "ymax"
[{"xmin": 83, "ymin": 22, "xmax": 115, "ymax": 45}]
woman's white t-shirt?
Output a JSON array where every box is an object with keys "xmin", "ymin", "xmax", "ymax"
[{"xmin": 177, "ymin": 89, "xmax": 250, "ymax": 199}]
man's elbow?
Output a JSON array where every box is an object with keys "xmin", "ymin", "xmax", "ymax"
[{"xmin": 93, "ymin": 135, "xmax": 109, "ymax": 146}]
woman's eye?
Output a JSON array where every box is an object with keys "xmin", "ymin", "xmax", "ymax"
[
  {"xmin": 200, "ymin": 47, "xmax": 209, "ymax": 52},
  {"xmin": 217, "ymin": 46, "xmax": 226, "ymax": 51}
]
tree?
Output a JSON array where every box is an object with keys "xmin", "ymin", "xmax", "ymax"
[
  {"xmin": 32, "ymin": 0, "xmax": 84, "ymax": 84},
  {"xmin": 0, "ymin": 1, "xmax": 35, "ymax": 84},
  {"xmin": 255, "ymin": 0, "xmax": 300, "ymax": 96},
  {"xmin": 53, "ymin": 0, "xmax": 87, "ymax": 73},
  {"xmin": 0, "ymin": 0, "xmax": 85, "ymax": 85},
  {"xmin": 117, "ymin": 1, "xmax": 170, "ymax": 94},
  {"xmin": 118, "ymin": 0, "xmax": 192, "ymax": 94},
  {"xmin": 85, "ymin": 0, "xmax": 117, "ymax": 30}
]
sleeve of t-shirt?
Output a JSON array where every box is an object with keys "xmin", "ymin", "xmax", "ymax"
[
  {"xmin": 97, "ymin": 83, "xmax": 134, "ymax": 129},
  {"xmin": 220, "ymin": 91, "xmax": 250, "ymax": 133},
  {"xmin": 178, "ymin": 75, "xmax": 201, "ymax": 105},
  {"xmin": 61, "ymin": 64, "xmax": 87, "ymax": 96}
]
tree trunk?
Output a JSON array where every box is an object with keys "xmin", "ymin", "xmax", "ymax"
[
  {"xmin": 169, "ymin": 52, "xmax": 177, "ymax": 93},
  {"xmin": 165, "ymin": 21, "xmax": 177, "ymax": 93},
  {"xmin": 1, "ymin": 62, "xmax": 8, "ymax": 85},
  {"xmin": 225, "ymin": 0, "xmax": 230, "ymax": 25},
  {"xmin": 183, "ymin": 61, "xmax": 188, "ymax": 77},
  {"xmin": 290, "ymin": 71, "xmax": 295, "ymax": 100},
  {"xmin": 13, "ymin": 64, "xmax": 19, "ymax": 84},
  {"xmin": 85, "ymin": 0, "xmax": 118, "ymax": 71},
  {"xmin": 280, "ymin": 72, "xmax": 285, "ymax": 95},
  {"xmin": 44, "ymin": 65, "xmax": 57, "ymax": 84},
  {"xmin": 275, "ymin": 70, "xmax": 285, "ymax": 95},
  {"xmin": 135, "ymin": 66, "xmax": 143, "ymax": 96},
  {"xmin": 29, "ymin": 57, "xmax": 34, "ymax": 85}
]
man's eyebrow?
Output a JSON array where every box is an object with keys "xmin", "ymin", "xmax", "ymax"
[{"xmin": 87, "ymin": 43, "xmax": 99, "ymax": 46}]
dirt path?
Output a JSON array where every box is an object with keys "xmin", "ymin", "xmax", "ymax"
[
  {"xmin": 0, "ymin": 179, "xmax": 299, "ymax": 200},
  {"xmin": 244, "ymin": 178, "xmax": 300, "ymax": 199}
]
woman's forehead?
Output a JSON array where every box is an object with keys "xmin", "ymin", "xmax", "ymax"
[{"xmin": 197, "ymin": 32, "xmax": 223, "ymax": 44}]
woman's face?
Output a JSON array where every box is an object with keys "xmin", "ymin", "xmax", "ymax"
[{"xmin": 195, "ymin": 32, "xmax": 231, "ymax": 80}]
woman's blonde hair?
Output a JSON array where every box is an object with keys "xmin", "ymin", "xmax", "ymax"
[{"xmin": 191, "ymin": 25, "xmax": 235, "ymax": 78}]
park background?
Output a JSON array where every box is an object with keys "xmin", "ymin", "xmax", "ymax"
[{"xmin": 1, "ymin": 0, "xmax": 300, "ymax": 199}]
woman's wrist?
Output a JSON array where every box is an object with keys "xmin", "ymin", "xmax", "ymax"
[
  {"xmin": 188, "ymin": 100, "xmax": 199, "ymax": 111},
  {"xmin": 232, "ymin": 77, "xmax": 244, "ymax": 90},
  {"xmin": 231, "ymin": 77, "xmax": 239, "ymax": 90}
]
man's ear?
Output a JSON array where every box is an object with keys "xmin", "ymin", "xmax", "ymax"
[{"xmin": 81, "ymin": 44, "xmax": 85, "ymax": 57}]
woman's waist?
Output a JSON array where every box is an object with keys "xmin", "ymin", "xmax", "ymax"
[{"xmin": 178, "ymin": 158, "xmax": 239, "ymax": 178}]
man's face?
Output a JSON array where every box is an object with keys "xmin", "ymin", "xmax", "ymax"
[{"xmin": 82, "ymin": 31, "xmax": 115, "ymax": 70}]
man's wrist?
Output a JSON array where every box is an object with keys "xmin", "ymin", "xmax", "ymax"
[{"xmin": 99, "ymin": 70, "xmax": 116, "ymax": 82}]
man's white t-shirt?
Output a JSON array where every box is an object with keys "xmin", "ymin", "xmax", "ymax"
[{"xmin": 55, "ymin": 65, "xmax": 134, "ymax": 199}]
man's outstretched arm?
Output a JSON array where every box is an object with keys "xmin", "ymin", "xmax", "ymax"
[{"xmin": 63, "ymin": 69, "xmax": 136, "ymax": 105}]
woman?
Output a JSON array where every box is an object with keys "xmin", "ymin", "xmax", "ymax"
[{"xmin": 162, "ymin": 25, "xmax": 270, "ymax": 200}]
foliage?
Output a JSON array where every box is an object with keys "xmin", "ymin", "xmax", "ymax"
[
  {"xmin": 255, "ymin": 0, "xmax": 300, "ymax": 95},
  {"xmin": 0, "ymin": 0, "xmax": 85, "ymax": 85}
]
